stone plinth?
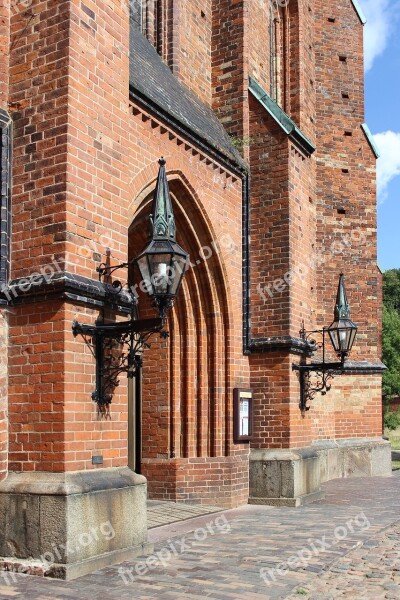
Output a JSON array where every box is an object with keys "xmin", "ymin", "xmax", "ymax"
[
  {"xmin": 249, "ymin": 438, "xmax": 391, "ymax": 506},
  {"xmin": 0, "ymin": 468, "xmax": 152, "ymax": 580}
]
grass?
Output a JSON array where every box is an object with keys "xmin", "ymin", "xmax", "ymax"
[
  {"xmin": 384, "ymin": 426, "xmax": 400, "ymax": 470},
  {"xmin": 388, "ymin": 435, "xmax": 400, "ymax": 450},
  {"xmin": 385, "ymin": 426, "xmax": 400, "ymax": 449},
  {"xmin": 295, "ymin": 590, "xmax": 308, "ymax": 596}
]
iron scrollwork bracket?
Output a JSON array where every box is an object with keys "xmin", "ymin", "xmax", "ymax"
[
  {"xmin": 292, "ymin": 322, "xmax": 345, "ymax": 413},
  {"xmin": 72, "ymin": 261, "xmax": 168, "ymax": 414}
]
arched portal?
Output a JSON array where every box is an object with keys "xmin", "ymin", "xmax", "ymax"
[{"xmin": 128, "ymin": 175, "xmax": 233, "ymax": 501}]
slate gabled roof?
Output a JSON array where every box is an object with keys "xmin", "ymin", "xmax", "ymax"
[{"xmin": 129, "ymin": 26, "xmax": 246, "ymax": 171}]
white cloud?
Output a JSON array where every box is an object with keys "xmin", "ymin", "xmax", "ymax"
[
  {"xmin": 374, "ymin": 131, "xmax": 400, "ymax": 201},
  {"xmin": 360, "ymin": 0, "xmax": 398, "ymax": 72}
]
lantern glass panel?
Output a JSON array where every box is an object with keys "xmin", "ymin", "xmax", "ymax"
[
  {"xmin": 148, "ymin": 253, "xmax": 172, "ymax": 296},
  {"xmin": 339, "ymin": 328, "xmax": 348, "ymax": 351},
  {"xmin": 169, "ymin": 255, "xmax": 189, "ymax": 295},
  {"xmin": 327, "ymin": 327, "xmax": 338, "ymax": 352},
  {"xmin": 137, "ymin": 255, "xmax": 153, "ymax": 296},
  {"xmin": 348, "ymin": 325, "xmax": 357, "ymax": 351},
  {"xmin": 327, "ymin": 319, "xmax": 357, "ymax": 355}
]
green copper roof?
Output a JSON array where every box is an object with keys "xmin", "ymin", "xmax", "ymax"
[
  {"xmin": 351, "ymin": 0, "xmax": 367, "ymax": 25},
  {"xmin": 361, "ymin": 123, "xmax": 380, "ymax": 159},
  {"xmin": 248, "ymin": 77, "xmax": 316, "ymax": 156}
]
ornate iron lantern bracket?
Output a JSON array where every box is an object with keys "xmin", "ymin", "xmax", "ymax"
[
  {"xmin": 292, "ymin": 274, "xmax": 358, "ymax": 413},
  {"xmin": 72, "ymin": 158, "xmax": 189, "ymax": 414},
  {"xmin": 72, "ymin": 262, "xmax": 168, "ymax": 414},
  {"xmin": 292, "ymin": 325, "xmax": 345, "ymax": 413}
]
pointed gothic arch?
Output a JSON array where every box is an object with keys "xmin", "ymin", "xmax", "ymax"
[{"xmin": 128, "ymin": 173, "xmax": 234, "ymax": 496}]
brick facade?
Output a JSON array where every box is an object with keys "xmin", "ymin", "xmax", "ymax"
[
  {"xmin": 0, "ymin": 0, "xmax": 384, "ymax": 510},
  {"xmin": 0, "ymin": 0, "xmax": 10, "ymax": 483}
]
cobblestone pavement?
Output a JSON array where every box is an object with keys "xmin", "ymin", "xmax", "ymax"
[
  {"xmin": 1, "ymin": 473, "xmax": 400, "ymax": 599},
  {"xmin": 285, "ymin": 521, "xmax": 400, "ymax": 600}
]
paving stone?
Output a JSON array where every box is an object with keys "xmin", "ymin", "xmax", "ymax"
[
  {"xmin": 3, "ymin": 476, "xmax": 400, "ymax": 598},
  {"xmin": 147, "ymin": 501, "xmax": 223, "ymax": 529}
]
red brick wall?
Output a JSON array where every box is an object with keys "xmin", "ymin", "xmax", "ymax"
[
  {"xmin": 248, "ymin": 96, "xmax": 289, "ymax": 339},
  {"xmin": 8, "ymin": 301, "xmax": 66, "ymax": 472},
  {"xmin": 7, "ymin": 0, "xmax": 251, "ymax": 507},
  {"xmin": 10, "ymin": 0, "xmax": 69, "ymax": 280},
  {"xmin": 64, "ymin": 0, "xmax": 130, "ymax": 279},
  {"xmin": 247, "ymin": 6, "xmax": 318, "ymax": 448},
  {"xmin": 8, "ymin": 0, "xmax": 132, "ymax": 472},
  {"xmin": 314, "ymin": 0, "xmax": 381, "ymax": 438},
  {"xmin": 250, "ymin": 353, "xmax": 291, "ymax": 449},
  {"xmin": 0, "ymin": 0, "xmax": 9, "ymax": 111},
  {"xmin": 142, "ymin": 453, "xmax": 249, "ymax": 508},
  {"xmin": 211, "ymin": 0, "xmax": 249, "ymax": 149},
  {"xmin": 0, "ymin": 311, "xmax": 7, "ymax": 480},
  {"xmin": 247, "ymin": 1, "xmax": 312, "ymax": 128},
  {"xmin": 288, "ymin": 144, "xmax": 317, "ymax": 337},
  {"xmin": 331, "ymin": 375, "xmax": 382, "ymax": 439},
  {"xmin": 295, "ymin": 0, "xmax": 315, "ymax": 138},
  {"xmin": 248, "ymin": 0, "xmax": 381, "ymax": 449},
  {"xmin": 377, "ymin": 266, "xmax": 383, "ymax": 359},
  {"xmin": 65, "ymin": 303, "xmax": 130, "ymax": 471},
  {"xmin": 4, "ymin": 0, "xmax": 383, "ymax": 504},
  {"xmin": 61, "ymin": 0, "xmax": 132, "ymax": 471},
  {"xmin": 248, "ymin": 0, "xmax": 272, "ymax": 94},
  {"xmin": 172, "ymin": 0, "xmax": 212, "ymax": 105},
  {"xmin": 141, "ymin": 0, "xmax": 213, "ymax": 105},
  {"xmin": 0, "ymin": 0, "xmax": 10, "ymax": 482}
]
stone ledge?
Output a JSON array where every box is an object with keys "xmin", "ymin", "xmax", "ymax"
[
  {"xmin": 314, "ymin": 437, "xmax": 392, "ymax": 481},
  {"xmin": 249, "ymin": 490, "xmax": 324, "ymax": 507},
  {"xmin": 0, "ymin": 467, "xmax": 147, "ymax": 496},
  {"xmin": 0, "ymin": 541, "xmax": 154, "ymax": 581},
  {"xmin": 250, "ymin": 447, "xmax": 319, "ymax": 462},
  {"xmin": 249, "ymin": 448, "xmax": 321, "ymax": 505},
  {"xmin": 249, "ymin": 438, "xmax": 392, "ymax": 507},
  {"xmin": 342, "ymin": 361, "xmax": 386, "ymax": 374},
  {"xmin": 248, "ymin": 335, "xmax": 311, "ymax": 355},
  {"xmin": 312, "ymin": 437, "xmax": 390, "ymax": 451},
  {"xmin": 1, "ymin": 272, "xmax": 133, "ymax": 312}
]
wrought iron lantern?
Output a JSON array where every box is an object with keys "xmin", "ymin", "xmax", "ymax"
[
  {"xmin": 72, "ymin": 158, "xmax": 189, "ymax": 413},
  {"xmin": 135, "ymin": 158, "xmax": 189, "ymax": 319},
  {"xmin": 326, "ymin": 276, "xmax": 358, "ymax": 359},
  {"xmin": 293, "ymin": 273, "xmax": 358, "ymax": 413}
]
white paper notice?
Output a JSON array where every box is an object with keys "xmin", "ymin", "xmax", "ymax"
[{"xmin": 240, "ymin": 399, "xmax": 249, "ymax": 436}]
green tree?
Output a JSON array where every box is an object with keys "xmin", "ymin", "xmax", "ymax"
[
  {"xmin": 382, "ymin": 269, "xmax": 400, "ymax": 399},
  {"xmin": 383, "ymin": 268, "xmax": 400, "ymax": 311}
]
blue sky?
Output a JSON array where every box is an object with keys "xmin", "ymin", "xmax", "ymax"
[{"xmin": 360, "ymin": 0, "xmax": 400, "ymax": 271}]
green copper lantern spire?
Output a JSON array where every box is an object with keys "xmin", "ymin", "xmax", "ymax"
[
  {"xmin": 135, "ymin": 158, "xmax": 189, "ymax": 321},
  {"xmin": 327, "ymin": 272, "xmax": 358, "ymax": 359},
  {"xmin": 150, "ymin": 158, "xmax": 176, "ymax": 241},
  {"xmin": 334, "ymin": 273, "xmax": 351, "ymax": 320}
]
